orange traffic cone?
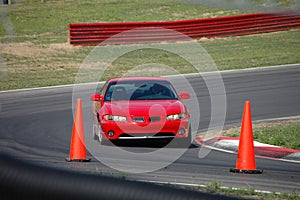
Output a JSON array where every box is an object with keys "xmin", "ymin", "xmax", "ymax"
[
  {"xmin": 66, "ymin": 99, "xmax": 90, "ymax": 162},
  {"xmin": 230, "ymin": 101, "xmax": 262, "ymax": 174}
]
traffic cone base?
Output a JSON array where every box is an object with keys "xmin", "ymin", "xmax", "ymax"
[
  {"xmin": 65, "ymin": 157, "xmax": 91, "ymax": 162},
  {"xmin": 230, "ymin": 168, "xmax": 263, "ymax": 174},
  {"xmin": 229, "ymin": 101, "xmax": 262, "ymax": 174},
  {"xmin": 66, "ymin": 99, "xmax": 90, "ymax": 162}
]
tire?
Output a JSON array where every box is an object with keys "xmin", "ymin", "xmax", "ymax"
[
  {"xmin": 98, "ymin": 131, "xmax": 105, "ymax": 145},
  {"xmin": 93, "ymin": 124, "xmax": 108, "ymax": 145},
  {"xmin": 97, "ymin": 128, "xmax": 110, "ymax": 145}
]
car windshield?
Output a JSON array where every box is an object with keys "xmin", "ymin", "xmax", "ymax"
[{"xmin": 104, "ymin": 80, "xmax": 179, "ymax": 101}]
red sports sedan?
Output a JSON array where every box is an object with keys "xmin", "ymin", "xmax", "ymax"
[{"xmin": 90, "ymin": 77, "xmax": 191, "ymax": 146}]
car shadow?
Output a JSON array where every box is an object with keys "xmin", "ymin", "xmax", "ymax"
[{"xmin": 107, "ymin": 139, "xmax": 199, "ymax": 149}]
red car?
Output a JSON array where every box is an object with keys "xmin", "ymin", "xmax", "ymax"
[{"xmin": 90, "ymin": 77, "xmax": 191, "ymax": 146}]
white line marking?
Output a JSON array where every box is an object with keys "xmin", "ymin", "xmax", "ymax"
[{"xmin": 0, "ymin": 81, "xmax": 102, "ymax": 93}]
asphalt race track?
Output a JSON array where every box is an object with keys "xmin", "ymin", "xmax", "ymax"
[{"xmin": 0, "ymin": 64, "xmax": 299, "ymax": 195}]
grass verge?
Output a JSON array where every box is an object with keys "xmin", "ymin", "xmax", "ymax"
[
  {"xmin": 0, "ymin": 0, "xmax": 242, "ymax": 44},
  {"xmin": 0, "ymin": 1, "xmax": 299, "ymax": 91},
  {"xmin": 165, "ymin": 180, "xmax": 299, "ymax": 200},
  {"xmin": 193, "ymin": 181, "xmax": 299, "ymax": 200},
  {"xmin": 0, "ymin": 29, "xmax": 299, "ymax": 91},
  {"xmin": 223, "ymin": 119, "xmax": 300, "ymax": 150}
]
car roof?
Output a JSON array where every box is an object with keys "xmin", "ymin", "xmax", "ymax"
[{"xmin": 108, "ymin": 77, "xmax": 168, "ymax": 83}]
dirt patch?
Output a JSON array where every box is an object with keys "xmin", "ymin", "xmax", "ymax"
[
  {"xmin": 198, "ymin": 36, "xmax": 230, "ymax": 42},
  {"xmin": 0, "ymin": 42, "xmax": 78, "ymax": 58},
  {"xmin": 49, "ymin": 43, "xmax": 79, "ymax": 51}
]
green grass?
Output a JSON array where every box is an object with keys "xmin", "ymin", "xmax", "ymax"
[
  {"xmin": 0, "ymin": 0, "xmax": 241, "ymax": 44},
  {"xmin": 1, "ymin": 29, "xmax": 299, "ymax": 91},
  {"xmin": 223, "ymin": 120, "xmax": 300, "ymax": 150},
  {"xmin": 201, "ymin": 30, "xmax": 300, "ymax": 70},
  {"xmin": 254, "ymin": 123, "xmax": 300, "ymax": 150},
  {"xmin": 175, "ymin": 181, "xmax": 300, "ymax": 200},
  {"xmin": 0, "ymin": 0, "xmax": 299, "ymax": 91},
  {"xmin": 205, "ymin": 182, "xmax": 300, "ymax": 200}
]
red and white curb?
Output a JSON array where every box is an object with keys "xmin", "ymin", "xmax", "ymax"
[{"xmin": 195, "ymin": 136, "xmax": 300, "ymax": 163}]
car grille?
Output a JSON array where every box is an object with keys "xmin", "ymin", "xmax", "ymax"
[
  {"xmin": 149, "ymin": 116, "xmax": 161, "ymax": 122},
  {"xmin": 119, "ymin": 132, "xmax": 175, "ymax": 139},
  {"xmin": 132, "ymin": 117, "xmax": 145, "ymax": 122},
  {"xmin": 132, "ymin": 116, "xmax": 161, "ymax": 122}
]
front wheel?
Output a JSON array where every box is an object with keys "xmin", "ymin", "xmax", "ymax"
[
  {"xmin": 98, "ymin": 130, "xmax": 108, "ymax": 145},
  {"xmin": 93, "ymin": 124, "xmax": 108, "ymax": 145}
]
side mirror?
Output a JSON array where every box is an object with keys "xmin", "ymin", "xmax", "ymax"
[
  {"xmin": 179, "ymin": 92, "xmax": 190, "ymax": 100},
  {"xmin": 90, "ymin": 94, "xmax": 102, "ymax": 101}
]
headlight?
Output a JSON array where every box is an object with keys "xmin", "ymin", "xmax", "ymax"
[
  {"xmin": 166, "ymin": 113, "xmax": 186, "ymax": 120},
  {"xmin": 103, "ymin": 115, "xmax": 127, "ymax": 122}
]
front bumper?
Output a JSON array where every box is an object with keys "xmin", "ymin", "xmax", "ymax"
[{"xmin": 100, "ymin": 119, "xmax": 190, "ymax": 140}]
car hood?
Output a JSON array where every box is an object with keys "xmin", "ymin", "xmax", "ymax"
[{"xmin": 100, "ymin": 100, "xmax": 187, "ymax": 116}]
